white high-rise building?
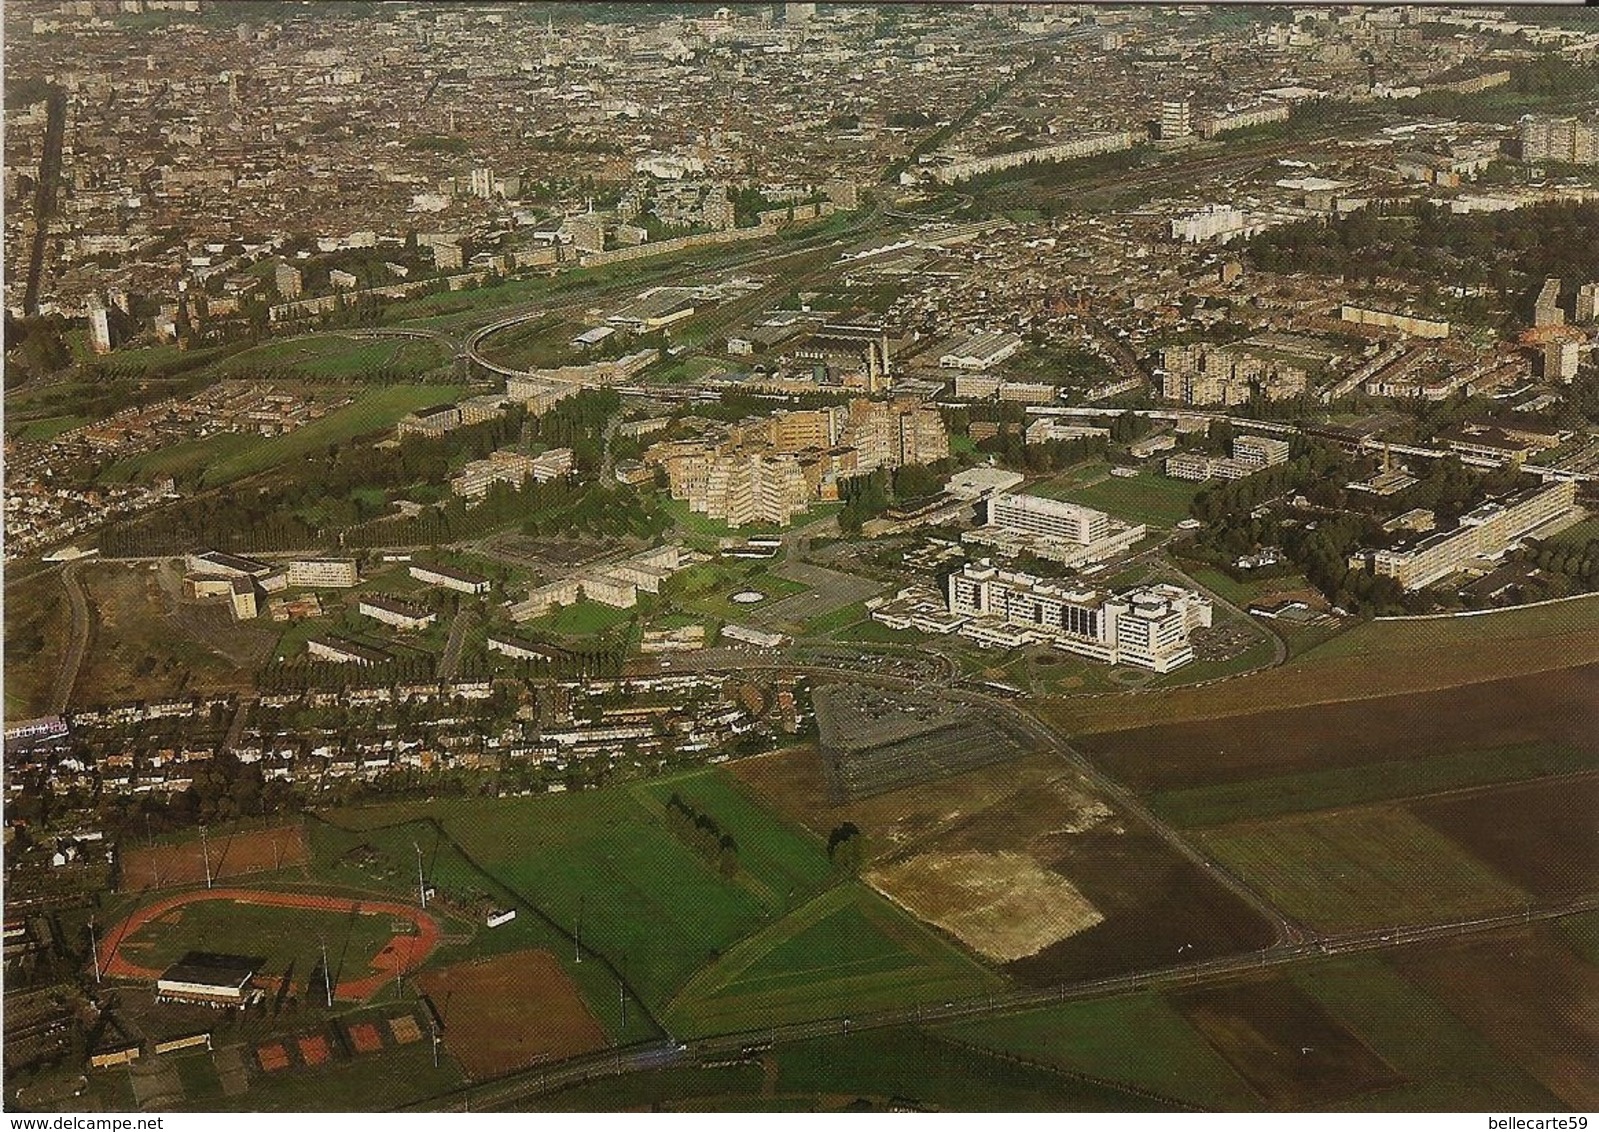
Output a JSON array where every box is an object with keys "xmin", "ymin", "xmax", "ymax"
[
  {"xmin": 470, "ymin": 167, "xmax": 495, "ymax": 200},
  {"xmin": 947, "ymin": 561, "xmax": 1212, "ymax": 672}
]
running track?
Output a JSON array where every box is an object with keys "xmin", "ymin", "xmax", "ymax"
[{"xmin": 97, "ymin": 888, "xmax": 442, "ymax": 1001}]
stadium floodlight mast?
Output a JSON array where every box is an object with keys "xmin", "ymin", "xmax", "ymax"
[
  {"xmin": 89, "ymin": 917, "xmax": 101, "ymax": 984},
  {"xmin": 199, "ymin": 824, "xmax": 213, "ymax": 889},
  {"xmin": 319, "ymin": 936, "xmax": 333, "ymax": 1008},
  {"xmin": 574, "ymin": 895, "xmax": 584, "ymax": 964},
  {"xmin": 414, "ymin": 841, "xmax": 427, "ymax": 909}
]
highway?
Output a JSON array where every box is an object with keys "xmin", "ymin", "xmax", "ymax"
[{"xmin": 411, "ymin": 893, "xmax": 1598, "ymax": 1111}]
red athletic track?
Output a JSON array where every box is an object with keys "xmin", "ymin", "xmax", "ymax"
[{"xmin": 97, "ymin": 887, "xmax": 442, "ymax": 1002}]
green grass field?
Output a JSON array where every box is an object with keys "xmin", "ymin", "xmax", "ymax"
[
  {"xmin": 1288, "ymin": 955, "xmax": 1565, "ymax": 1111},
  {"xmin": 8, "ymin": 414, "xmax": 88, "ymax": 442},
  {"xmin": 1195, "ymin": 807, "xmax": 1527, "ymax": 931},
  {"xmin": 1032, "ymin": 465, "xmax": 1201, "ymax": 528},
  {"xmin": 1150, "ymin": 743, "xmax": 1599, "ymax": 828},
  {"xmin": 666, "ymin": 883, "xmax": 1004, "ymax": 1036},
  {"xmin": 1542, "ymin": 517, "xmax": 1599, "ymax": 548},
  {"xmin": 202, "ymin": 384, "xmax": 466, "ymax": 486},
  {"xmin": 111, "ymin": 895, "xmax": 397, "ymax": 983},
  {"xmin": 940, "ymin": 992, "xmax": 1257, "ymax": 1110},
  {"xmin": 522, "ymin": 598, "xmax": 635, "ymax": 638},
  {"xmin": 328, "ymin": 768, "xmax": 840, "ymax": 1011},
  {"xmin": 216, "ymin": 335, "xmax": 448, "ymax": 380},
  {"xmin": 664, "ymin": 562, "xmax": 810, "ymax": 623},
  {"xmin": 215, "ymin": 1034, "xmax": 465, "ymax": 1112}
]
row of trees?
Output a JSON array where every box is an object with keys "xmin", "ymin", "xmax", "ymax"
[{"xmin": 664, "ymin": 793, "xmax": 740, "ymax": 878}]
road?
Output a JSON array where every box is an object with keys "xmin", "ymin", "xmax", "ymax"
[
  {"xmin": 437, "ymin": 608, "xmax": 476, "ymax": 681},
  {"xmin": 49, "ymin": 560, "xmax": 91, "ymax": 715},
  {"xmin": 411, "ymin": 893, "xmax": 1597, "ymax": 1111}
]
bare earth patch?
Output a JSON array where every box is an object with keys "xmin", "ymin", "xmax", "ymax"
[{"xmin": 867, "ymin": 850, "xmax": 1103, "ymax": 962}]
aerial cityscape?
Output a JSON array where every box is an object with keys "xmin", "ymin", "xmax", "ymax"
[{"xmin": 3, "ymin": 0, "xmax": 1597, "ymax": 1115}]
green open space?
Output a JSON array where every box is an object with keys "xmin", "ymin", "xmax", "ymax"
[
  {"xmin": 1039, "ymin": 468, "xmax": 1204, "ymax": 529},
  {"xmin": 203, "ymin": 384, "xmax": 466, "ymax": 486},
  {"xmin": 216, "ymin": 334, "xmax": 449, "ymax": 380},
  {"xmin": 664, "ymin": 561, "xmax": 810, "ymax": 623},
  {"xmin": 326, "ymin": 767, "xmax": 842, "ymax": 1012},
  {"xmin": 666, "ymin": 883, "xmax": 1004, "ymax": 1036},
  {"xmin": 940, "ymin": 991, "xmax": 1257, "ymax": 1110},
  {"xmin": 1194, "ymin": 807, "xmax": 1528, "ymax": 932},
  {"xmin": 1186, "ymin": 565, "xmax": 1314, "ymax": 608},
  {"xmin": 8, "ymin": 413, "xmax": 88, "ymax": 442},
  {"xmin": 1150, "ymin": 743, "xmax": 1599, "ymax": 829},
  {"xmin": 109, "ymin": 894, "xmax": 397, "ymax": 983},
  {"xmin": 1543, "ymin": 517, "xmax": 1599, "ymax": 548},
  {"xmin": 521, "ymin": 598, "xmax": 636, "ymax": 638},
  {"xmin": 1288, "ymin": 954, "xmax": 1566, "ymax": 1111}
]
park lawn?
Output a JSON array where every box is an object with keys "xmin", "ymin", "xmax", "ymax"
[
  {"xmin": 1186, "ymin": 565, "xmax": 1310, "ymax": 607},
  {"xmin": 665, "ymin": 562, "xmax": 809, "ymax": 623},
  {"xmin": 665, "ymin": 883, "xmax": 1005, "ymax": 1037},
  {"xmin": 521, "ymin": 598, "xmax": 634, "ymax": 638},
  {"xmin": 201, "ymin": 384, "xmax": 466, "ymax": 486},
  {"xmin": 1030, "ymin": 460, "xmax": 1113, "ymax": 497},
  {"xmin": 1065, "ymin": 470, "xmax": 1204, "ymax": 529},
  {"xmin": 940, "ymin": 991, "xmax": 1258, "ymax": 1111},
  {"xmin": 800, "ymin": 599, "xmax": 872, "ymax": 637},
  {"xmin": 1149, "ymin": 743, "xmax": 1599, "ymax": 829},
  {"xmin": 1288, "ymin": 955, "xmax": 1566, "ymax": 1111},
  {"xmin": 1194, "ymin": 806, "xmax": 1528, "ymax": 932},
  {"xmin": 1046, "ymin": 596, "xmax": 1599, "ymax": 735}
]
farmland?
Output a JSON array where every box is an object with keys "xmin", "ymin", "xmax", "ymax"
[
  {"xmin": 1391, "ymin": 927, "xmax": 1599, "ymax": 1109},
  {"xmin": 940, "ymin": 992, "xmax": 1257, "ymax": 1110},
  {"xmin": 1193, "ymin": 807, "xmax": 1527, "ymax": 931},
  {"xmin": 1074, "ymin": 663, "xmax": 1599, "ymax": 795},
  {"xmin": 1409, "ymin": 774, "xmax": 1599, "ymax": 899},
  {"xmin": 1044, "ymin": 597, "xmax": 1599, "ymax": 736},
  {"xmin": 1148, "ymin": 742, "xmax": 1597, "ymax": 829},
  {"xmin": 1169, "ymin": 976, "xmax": 1403, "ymax": 1109},
  {"xmin": 731, "ymin": 746, "xmax": 1277, "ymax": 985}
]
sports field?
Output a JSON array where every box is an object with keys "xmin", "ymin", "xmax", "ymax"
[
  {"xmin": 333, "ymin": 769, "xmax": 838, "ymax": 1008},
  {"xmin": 119, "ymin": 824, "xmax": 309, "ymax": 892},
  {"xmin": 216, "ymin": 334, "xmax": 449, "ymax": 380},
  {"xmin": 99, "ymin": 888, "xmax": 442, "ymax": 1000},
  {"xmin": 416, "ymin": 949, "xmax": 608, "ymax": 1079},
  {"xmin": 1194, "ymin": 807, "xmax": 1527, "ymax": 931}
]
